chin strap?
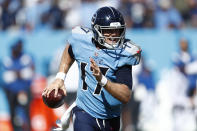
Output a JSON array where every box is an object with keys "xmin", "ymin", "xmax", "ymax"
[{"xmin": 53, "ymin": 102, "xmax": 77, "ymax": 131}]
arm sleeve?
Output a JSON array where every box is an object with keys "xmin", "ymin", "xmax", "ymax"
[
  {"xmin": 115, "ymin": 65, "xmax": 133, "ymax": 90},
  {"xmin": 68, "ymin": 45, "xmax": 75, "ymax": 59}
]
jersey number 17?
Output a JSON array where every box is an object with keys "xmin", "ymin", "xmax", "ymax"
[{"xmin": 80, "ymin": 62, "xmax": 109, "ymax": 95}]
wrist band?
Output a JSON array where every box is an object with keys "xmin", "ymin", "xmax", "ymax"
[
  {"xmin": 55, "ymin": 72, "xmax": 66, "ymax": 81},
  {"xmin": 99, "ymin": 75, "xmax": 108, "ymax": 87}
]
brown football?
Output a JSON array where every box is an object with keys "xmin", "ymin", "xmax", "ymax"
[{"xmin": 42, "ymin": 89, "xmax": 65, "ymax": 108}]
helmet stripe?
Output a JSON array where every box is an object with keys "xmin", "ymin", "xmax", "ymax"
[{"xmin": 108, "ymin": 6, "xmax": 115, "ymax": 17}]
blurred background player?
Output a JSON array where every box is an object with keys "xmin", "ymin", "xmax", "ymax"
[
  {"xmin": 43, "ymin": 6, "xmax": 141, "ymax": 131},
  {"xmin": 2, "ymin": 39, "xmax": 35, "ymax": 131},
  {"xmin": 173, "ymin": 38, "xmax": 197, "ymax": 106},
  {"xmin": 155, "ymin": 37, "xmax": 197, "ymax": 131}
]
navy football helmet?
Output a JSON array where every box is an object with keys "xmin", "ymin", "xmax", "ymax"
[{"xmin": 91, "ymin": 6, "xmax": 126, "ymax": 49}]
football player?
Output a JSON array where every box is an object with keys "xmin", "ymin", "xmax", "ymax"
[{"xmin": 43, "ymin": 6, "xmax": 141, "ymax": 131}]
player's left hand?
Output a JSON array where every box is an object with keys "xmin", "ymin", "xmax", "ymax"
[{"xmin": 90, "ymin": 57, "xmax": 102, "ymax": 82}]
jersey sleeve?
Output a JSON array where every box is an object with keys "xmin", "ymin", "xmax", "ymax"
[
  {"xmin": 67, "ymin": 26, "xmax": 92, "ymax": 44},
  {"xmin": 67, "ymin": 28, "xmax": 77, "ymax": 47},
  {"xmin": 123, "ymin": 40, "xmax": 141, "ymax": 66},
  {"xmin": 67, "ymin": 26, "xmax": 92, "ymax": 59},
  {"xmin": 116, "ymin": 65, "xmax": 133, "ymax": 90},
  {"xmin": 68, "ymin": 45, "xmax": 75, "ymax": 59}
]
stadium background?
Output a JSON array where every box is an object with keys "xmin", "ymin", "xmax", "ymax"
[{"xmin": 0, "ymin": 0, "xmax": 197, "ymax": 131}]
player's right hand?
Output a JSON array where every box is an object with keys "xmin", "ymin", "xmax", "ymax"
[
  {"xmin": 42, "ymin": 78, "xmax": 66, "ymax": 98},
  {"xmin": 90, "ymin": 57, "xmax": 102, "ymax": 82}
]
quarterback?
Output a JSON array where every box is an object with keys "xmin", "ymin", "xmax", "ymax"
[{"xmin": 43, "ymin": 6, "xmax": 141, "ymax": 131}]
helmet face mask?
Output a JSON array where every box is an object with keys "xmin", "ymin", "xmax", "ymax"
[
  {"xmin": 94, "ymin": 24, "xmax": 125, "ymax": 49},
  {"xmin": 92, "ymin": 7, "xmax": 126, "ymax": 49}
]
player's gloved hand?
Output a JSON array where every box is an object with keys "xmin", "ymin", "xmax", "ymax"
[
  {"xmin": 42, "ymin": 78, "xmax": 66, "ymax": 98},
  {"xmin": 90, "ymin": 57, "xmax": 102, "ymax": 82}
]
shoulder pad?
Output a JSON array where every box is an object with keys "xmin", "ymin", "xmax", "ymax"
[
  {"xmin": 72, "ymin": 26, "xmax": 92, "ymax": 35},
  {"xmin": 124, "ymin": 40, "xmax": 141, "ymax": 56}
]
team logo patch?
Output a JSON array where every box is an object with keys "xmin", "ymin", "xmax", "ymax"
[
  {"xmin": 94, "ymin": 52, "xmax": 99, "ymax": 57},
  {"xmin": 93, "ymin": 52, "xmax": 104, "ymax": 65}
]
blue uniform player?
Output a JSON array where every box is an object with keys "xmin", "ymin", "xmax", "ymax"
[{"xmin": 43, "ymin": 6, "xmax": 141, "ymax": 131}]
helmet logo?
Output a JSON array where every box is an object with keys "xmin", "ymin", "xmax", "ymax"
[{"xmin": 110, "ymin": 22, "xmax": 121, "ymax": 27}]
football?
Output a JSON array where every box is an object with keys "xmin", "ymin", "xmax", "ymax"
[{"xmin": 42, "ymin": 89, "xmax": 65, "ymax": 108}]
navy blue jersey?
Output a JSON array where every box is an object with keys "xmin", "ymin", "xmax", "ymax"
[{"xmin": 68, "ymin": 26, "xmax": 141, "ymax": 119}]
